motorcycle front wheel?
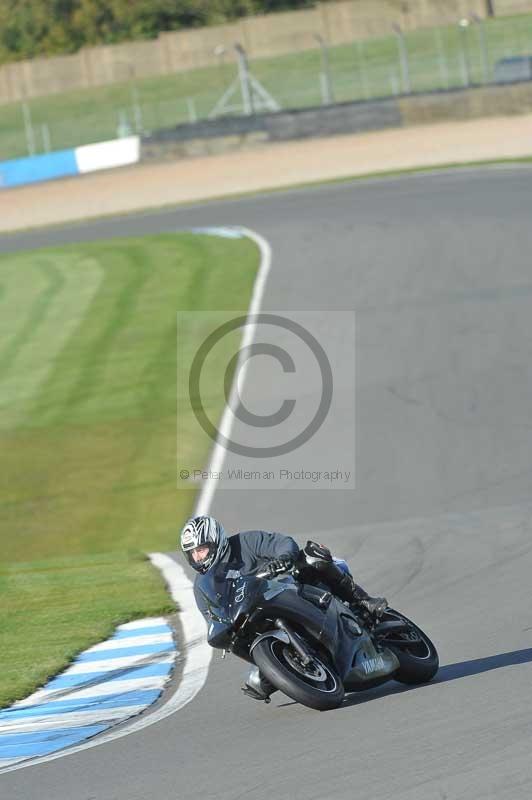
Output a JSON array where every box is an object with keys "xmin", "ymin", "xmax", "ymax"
[{"xmin": 252, "ymin": 636, "xmax": 344, "ymax": 711}]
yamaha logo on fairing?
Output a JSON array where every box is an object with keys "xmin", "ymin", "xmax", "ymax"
[{"xmin": 361, "ymin": 655, "xmax": 385, "ymax": 675}]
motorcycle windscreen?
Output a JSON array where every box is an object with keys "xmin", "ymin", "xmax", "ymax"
[{"xmin": 196, "ymin": 564, "xmax": 236, "ymax": 624}]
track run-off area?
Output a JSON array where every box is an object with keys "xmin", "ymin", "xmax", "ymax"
[{"xmin": 1, "ymin": 167, "xmax": 532, "ymax": 799}]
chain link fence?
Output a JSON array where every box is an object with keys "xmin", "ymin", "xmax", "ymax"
[{"xmin": 3, "ymin": 14, "xmax": 532, "ymax": 161}]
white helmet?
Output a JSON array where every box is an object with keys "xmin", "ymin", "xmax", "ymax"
[{"xmin": 180, "ymin": 516, "xmax": 229, "ymax": 574}]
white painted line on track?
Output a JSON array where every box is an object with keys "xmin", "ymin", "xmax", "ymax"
[
  {"xmin": 0, "ymin": 226, "xmax": 272, "ymax": 775},
  {"xmin": 193, "ymin": 226, "xmax": 272, "ymax": 517}
]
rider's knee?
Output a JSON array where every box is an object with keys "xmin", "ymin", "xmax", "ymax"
[{"xmin": 300, "ymin": 540, "xmax": 334, "ymax": 572}]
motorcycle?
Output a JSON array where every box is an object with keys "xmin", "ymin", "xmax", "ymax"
[{"xmin": 197, "ymin": 560, "xmax": 439, "ymax": 711}]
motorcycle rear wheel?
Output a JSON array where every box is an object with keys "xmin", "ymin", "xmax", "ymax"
[
  {"xmin": 252, "ymin": 637, "xmax": 345, "ymax": 711},
  {"xmin": 379, "ymin": 608, "xmax": 439, "ymax": 685}
]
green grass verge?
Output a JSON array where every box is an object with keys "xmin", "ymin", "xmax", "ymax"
[
  {"xmin": 0, "ymin": 231, "xmax": 258, "ymax": 706},
  {"xmin": 2, "ymin": 12, "xmax": 532, "ymax": 160},
  {"xmin": 0, "ymin": 554, "xmax": 175, "ymax": 708}
]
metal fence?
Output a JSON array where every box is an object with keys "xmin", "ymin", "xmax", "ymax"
[{"xmin": 4, "ymin": 14, "xmax": 532, "ymax": 162}]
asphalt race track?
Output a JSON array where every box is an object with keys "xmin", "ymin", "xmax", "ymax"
[{"xmin": 2, "ymin": 168, "xmax": 532, "ymax": 799}]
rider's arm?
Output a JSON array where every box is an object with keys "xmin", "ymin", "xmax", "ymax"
[{"xmin": 246, "ymin": 530, "xmax": 300, "ymax": 561}]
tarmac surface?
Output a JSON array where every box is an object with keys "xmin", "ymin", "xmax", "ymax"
[{"xmin": 1, "ymin": 167, "xmax": 532, "ymax": 799}]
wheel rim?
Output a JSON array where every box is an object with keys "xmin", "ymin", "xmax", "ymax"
[
  {"xmin": 269, "ymin": 640, "xmax": 339, "ymax": 694},
  {"xmin": 383, "ymin": 612, "xmax": 432, "ymax": 660},
  {"xmin": 282, "ymin": 647, "xmax": 328, "ymax": 681}
]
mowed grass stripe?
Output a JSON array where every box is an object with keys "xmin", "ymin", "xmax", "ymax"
[
  {"xmin": 0, "ymin": 256, "xmax": 103, "ymax": 429},
  {"xmin": 0, "ymin": 261, "xmax": 64, "ymax": 377},
  {"xmin": 0, "ymin": 263, "xmax": 52, "ymax": 372},
  {"xmin": 0, "ymin": 232, "xmax": 258, "ymax": 706}
]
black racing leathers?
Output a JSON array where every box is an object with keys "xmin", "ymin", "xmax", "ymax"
[
  {"xmin": 193, "ymin": 530, "xmax": 300, "ymax": 624},
  {"xmin": 192, "ymin": 530, "xmax": 366, "ymax": 633}
]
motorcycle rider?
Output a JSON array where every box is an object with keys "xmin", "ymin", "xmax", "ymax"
[{"xmin": 180, "ymin": 515, "xmax": 387, "ymax": 702}]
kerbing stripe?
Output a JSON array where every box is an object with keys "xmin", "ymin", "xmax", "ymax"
[
  {"xmin": 118, "ymin": 618, "xmax": 167, "ymax": 629},
  {"xmin": 63, "ymin": 653, "xmax": 174, "ymax": 674},
  {"xmin": 0, "ymin": 726, "xmax": 107, "ymax": 746},
  {"xmin": 42, "ymin": 662, "xmax": 173, "ymax": 691},
  {"xmin": 0, "ymin": 616, "xmax": 175, "ymax": 767},
  {"xmin": 0, "ymin": 707, "xmax": 147, "ymax": 734},
  {"xmin": 85, "ymin": 633, "xmax": 173, "ymax": 651},
  {"xmin": 15, "ymin": 676, "xmax": 168, "ymax": 706},
  {"xmin": 0, "ymin": 690, "xmax": 161, "ymax": 721},
  {"xmin": 76, "ymin": 643, "xmax": 174, "ymax": 662},
  {"xmin": 113, "ymin": 625, "xmax": 171, "ymax": 639}
]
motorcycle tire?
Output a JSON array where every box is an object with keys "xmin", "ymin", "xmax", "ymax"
[
  {"xmin": 379, "ymin": 608, "xmax": 439, "ymax": 685},
  {"xmin": 252, "ymin": 636, "xmax": 345, "ymax": 711}
]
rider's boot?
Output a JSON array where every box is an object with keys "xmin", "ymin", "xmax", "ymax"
[
  {"xmin": 328, "ymin": 570, "xmax": 388, "ymax": 619},
  {"xmin": 301, "ymin": 541, "xmax": 387, "ymax": 620},
  {"xmin": 348, "ymin": 580, "xmax": 388, "ymax": 619},
  {"xmin": 241, "ymin": 666, "xmax": 277, "ymax": 703},
  {"xmin": 322, "ymin": 564, "xmax": 387, "ymax": 619}
]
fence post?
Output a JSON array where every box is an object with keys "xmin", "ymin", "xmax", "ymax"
[
  {"xmin": 22, "ymin": 102, "xmax": 36, "ymax": 156},
  {"xmin": 434, "ymin": 28, "xmax": 450, "ymax": 89},
  {"xmin": 393, "ymin": 24, "xmax": 411, "ymax": 94},
  {"xmin": 117, "ymin": 110, "xmax": 131, "ymax": 138},
  {"xmin": 458, "ymin": 19, "xmax": 472, "ymax": 87},
  {"xmin": 356, "ymin": 40, "xmax": 370, "ymax": 100},
  {"xmin": 41, "ymin": 123, "xmax": 51, "ymax": 153},
  {"xmin": 130, "ymin": 85, "xmax": 144, "ymax": 133},
  {"xmin": 472, "ymin": 14, "xmax": 490, "ymax": 84},
  {"xmin": 187, "ymin": 98, "xmax": 197, "ymax": 123},
  {"xmin": 315, "ymin": 34, "xmax": 334, "ymax": 105}
]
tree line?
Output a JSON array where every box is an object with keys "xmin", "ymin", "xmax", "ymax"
[{"xmin": 0, "ymin": 0, "xmax": 324, "ymax": 63}]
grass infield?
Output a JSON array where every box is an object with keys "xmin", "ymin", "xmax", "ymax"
[{"xmin": 0, "ymin": 231, "xmax": 258, "ymax": 707}]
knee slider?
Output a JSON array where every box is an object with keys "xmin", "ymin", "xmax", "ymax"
[{"xmin": 303, "ymin": 540, "xmax": 333, "ymax": 570}]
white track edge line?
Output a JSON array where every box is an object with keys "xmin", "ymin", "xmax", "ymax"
[
  {"xmin": 0, "ymin": 225, "xmax": 272, "ymax": 775},
  {"xmin": 194, "ymin": 226, "xmax": 272, "ymax": 516}
]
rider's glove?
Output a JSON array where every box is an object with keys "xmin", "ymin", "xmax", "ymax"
[{"xmin": 265, "ymin": 554, "xmax": 294, "ymax": 578}]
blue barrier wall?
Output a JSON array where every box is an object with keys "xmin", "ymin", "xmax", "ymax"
[{"xmin": 0, "ymin": 149, "xmax": 78, "ymax": 189}]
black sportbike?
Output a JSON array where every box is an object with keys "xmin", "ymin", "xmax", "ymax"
[{"xmin": 197, "ymin": 560, "xmax": 439, "ymax": 710}]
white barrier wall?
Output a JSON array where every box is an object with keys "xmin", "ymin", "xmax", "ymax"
[
  {"xmin": 75, "ymin": 136, "xmax": 140, "ymax": 174},
  {"xmin": 0, "ymin": 136, "xmax": 140, "ymax": 189}
]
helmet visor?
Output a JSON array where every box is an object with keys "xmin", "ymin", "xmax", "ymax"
[{"xmin": 186, "ymin": 542, "xmax": 216, "ymax": 572}]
